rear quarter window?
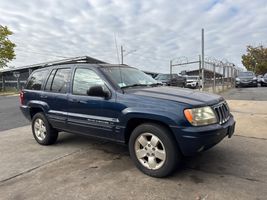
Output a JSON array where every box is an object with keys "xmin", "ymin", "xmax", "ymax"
[{"xmin": 26, "ymin": 70, "xmax": 46, "ymax": 90}]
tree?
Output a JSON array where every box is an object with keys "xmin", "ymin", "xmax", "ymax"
[
  {"xmin": 0, "ymin": 25, "xmax": 16, "ymax": 68},
  {"xmin": 242, "ymin": 45, "xmax": 267, "ymax": 75}
]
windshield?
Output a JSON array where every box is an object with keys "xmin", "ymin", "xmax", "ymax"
[
  {"xmin": 187, "ymin": 77, "xmax": 198, "ymax": 81},
  {"xmin": 264, "ymin": 73, "xmax": 267, "ymax": 78},
  {"xmin": 101, "ymin": 66, "xmax": 157, "ymax": 88},
  {"xmin": 239, "ymin": 72, "xmax": 255, "ymax": 77},
  {"xmin": 155, "ymin": 74, "xmax": 171, "ymax": 80}
]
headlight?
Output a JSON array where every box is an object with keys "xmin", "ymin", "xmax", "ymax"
[
  {"xmin": 236, "ymin": 78, "xmax": 240, "ymax": 81},
  {"xmin": 184, "ymin": 106, "xmax": 217, "ymax": 126},
  {"xmin": 253, "ymin": 77, "xmax": 257, "ymax": 80}
]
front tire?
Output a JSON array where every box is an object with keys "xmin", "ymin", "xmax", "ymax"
[
  {"xmin": 32, "ymin": 112, "xmax": 58, "ymax": 145},
  {"xmin": 129, "ymin": 123, "xmax": 180, "ymax": 177}
]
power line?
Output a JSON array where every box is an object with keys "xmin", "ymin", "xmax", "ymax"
[{"xmin": 15, "ymin": 49, "xmax": 71, "ymax": 59}]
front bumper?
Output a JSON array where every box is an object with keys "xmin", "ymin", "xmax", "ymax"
[
  {"xmin": 171, "ymin": 115, "xmax": 235, "ymax": 156},
  {"xmin": 261, "ymin": 81, "xmax": 267, "ymax": 86},
  {"xmin": 236, "ymin": 81, "xmax": 257, "ymax": 87},
  {"xmin": 186, "ymin": 82, "xmax": 197, "ymax": 88}
]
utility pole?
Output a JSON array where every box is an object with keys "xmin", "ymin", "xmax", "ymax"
[
  {"xmin": 201, "ymin": 28, "xmax": 205, "ymax": 90},
  {"xmin": 170, "ymin": 60, "xmax": 173, "ymax": 78},
  {"xmin": 199, "ymin": 55, "xmax": 201, "ymax": 90},
  {"xmin": 121, "ymin": 45, "xmax": 124, "ymax": 64}
]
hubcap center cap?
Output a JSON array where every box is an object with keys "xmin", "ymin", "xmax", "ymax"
[{"xmin": 145, "ymin": 144, "xmax": 155, "ymax": 155}]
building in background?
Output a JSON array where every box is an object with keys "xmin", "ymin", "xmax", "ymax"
[{"xmin": 0, "ymin": 56, "xmax": 106, "ymax": 91}]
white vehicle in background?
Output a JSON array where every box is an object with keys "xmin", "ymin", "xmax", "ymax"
[{"xmin": 185, "ymin": 76, "xmax": 202, "ymax": 89}]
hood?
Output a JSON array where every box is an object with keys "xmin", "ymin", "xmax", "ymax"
[{"xmin": 125, "ymin": 86, "xmax": 223, "ymax": 106}]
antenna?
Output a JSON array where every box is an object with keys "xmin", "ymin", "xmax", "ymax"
[{"xmin": 113, "ymin": 33, "xmax": 124, "ymax": 93}]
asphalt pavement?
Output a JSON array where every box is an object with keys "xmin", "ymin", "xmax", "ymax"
[
  {"xmin": 221, "ymin": 86, "xmax": 267, "ymax": 100},
  {"xmin": 0, "ymin": 95, "xmax": 29, "ymax": 131}
]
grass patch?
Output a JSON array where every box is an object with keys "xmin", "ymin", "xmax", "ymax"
[{"xmin": 0, "ymin": 87, "xmax": 19, "ymax": 96}]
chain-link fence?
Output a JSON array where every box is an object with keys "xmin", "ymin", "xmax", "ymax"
[
  {"xmin": 0, "ymin": 69, "xmax": 32, "ymax": 92},
  {"xmin": 170, "ymin": 56, "xmax": 244, "ymax": 93}
]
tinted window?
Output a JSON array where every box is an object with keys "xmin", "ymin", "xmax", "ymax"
[
  {"xmin": 44, "ymin": 69, "xmax": 56, "ymax": 91},
  {"xmin": 73, "ymin": 68, "xmax": 105, "ymax": 95},
  {"xmin": 51, "ymin": 68, "xmax": 71, "ymax": 93},
  {"xmin": 26, "ymin": 70, "xmax": 46, "ymax": 90}
]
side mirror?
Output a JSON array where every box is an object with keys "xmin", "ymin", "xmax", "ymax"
[{"xmin": 87, "ymin": 85, "xmax": 111, "ymax": 99}]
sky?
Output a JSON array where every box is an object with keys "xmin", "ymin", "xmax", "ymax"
[{"xmin": 0, "ymin": 0, "xmax": 267, "ymax": 73}]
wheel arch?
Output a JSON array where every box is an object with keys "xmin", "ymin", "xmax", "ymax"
[
  {"xmin": 28, "ymin": 100, "xmax": 49, "ymax": 119},
  {"xmin": 29, "ymin": 106, "xmax": 45, "ymax": 119},
  {"xmin": 124, "ymin": 117, "xmax": 177, "ymax": 146}
]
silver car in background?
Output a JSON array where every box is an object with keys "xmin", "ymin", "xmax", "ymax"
[{"xmin": 185, "ymin": 76, "xmax": 202, "ymax": 89}]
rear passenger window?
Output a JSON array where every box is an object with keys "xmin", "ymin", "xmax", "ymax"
[
  {"xmin": 50, "ymin": 68, "xmax": 71, "ymax": 93},
  {"xmin": 26, "ymin": 71, "xmax": 46, "ymax": 90}
]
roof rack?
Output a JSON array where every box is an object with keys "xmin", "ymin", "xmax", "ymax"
[{"xmin": 0, "ymin": 56, "xmax": 107, "ymax": 73}]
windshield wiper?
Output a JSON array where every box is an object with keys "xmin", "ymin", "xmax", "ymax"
[{"xmin": 121, "ymin": 84, "xmax": 150, "ymax": 89}]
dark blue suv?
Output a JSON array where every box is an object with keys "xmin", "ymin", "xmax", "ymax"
[{"xmin": 20, "ymin": 64, "xmax": 235, "ymax": 177}]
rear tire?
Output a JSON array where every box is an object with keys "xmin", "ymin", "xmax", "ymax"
[
  {"xmin": 129, "ymin": 123, "xmax": 180, "ymax": 177},
  {"xmin": 32, "ymin": 112, "xmax": 58, "ymax": 145}
]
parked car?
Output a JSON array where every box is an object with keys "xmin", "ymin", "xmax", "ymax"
[
  {"xmin": 155, "ymin": 73, "xmax": 186, "ymax": 87},
  {"xmin": 260, "ymin": 73, "xmax": 267, "ymax": 86},
  {"xmin": 20, "ymin": 64, "xmax": 235, "ymax": 177},
  {"xmin": 185, "ymin": 76, "xmax": 202, "ymax": 89},
  {"xmin": 235, "ymin": 71, "xmax": 258, "ymax": 87},
  {"xmin": 257, "ymin": 75, "xmax": 263, "ymax": 84}
]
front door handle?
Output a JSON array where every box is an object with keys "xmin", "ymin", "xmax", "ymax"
[{"xmin": 70, "ymin": 98, "xmax": 82, "ymax": 103}]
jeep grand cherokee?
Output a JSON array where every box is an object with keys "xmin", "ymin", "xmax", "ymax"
[{"xmin": 20, "ymin": 64, "xmax": 235, "ymax": 177}]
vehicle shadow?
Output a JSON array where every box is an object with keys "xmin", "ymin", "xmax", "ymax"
[{"xmin": 55, "ymin": 133, "xmax": 263, "ymax": 182}]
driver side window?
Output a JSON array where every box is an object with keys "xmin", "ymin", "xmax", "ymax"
[{"xmin": 72, "ymin": 68, "xmax": 105, "ymax": 96}]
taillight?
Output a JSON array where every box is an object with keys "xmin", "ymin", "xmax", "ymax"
[{"xmin": 19, "ymin": 91, "xmax": 24, "ymax": 105}]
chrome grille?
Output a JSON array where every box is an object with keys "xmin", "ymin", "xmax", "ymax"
[{"xmin": 213, "ymin": 102, "xmax": 230, "ymax": 124}]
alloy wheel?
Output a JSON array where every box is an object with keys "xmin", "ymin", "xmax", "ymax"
[
  {"xmin": 134, "ymin": 132, "xmax": 166, "ymax": 170},
  {"xmin": 34, "ymin": 118, "xmax": 47, "ymax": 141}
]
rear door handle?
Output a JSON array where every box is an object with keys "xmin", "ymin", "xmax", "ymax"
[
  {"xmin": 40, "ymin": 95, "xmax": 48, "ymax": 99},
  {"xmin": 70, "ymin": 99, "xmax": 80, "ymax": 103}
]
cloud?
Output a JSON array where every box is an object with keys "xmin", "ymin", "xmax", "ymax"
[{"xmin": 0, "ymin": 0, "xmax": 266, "ymax": 73}]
